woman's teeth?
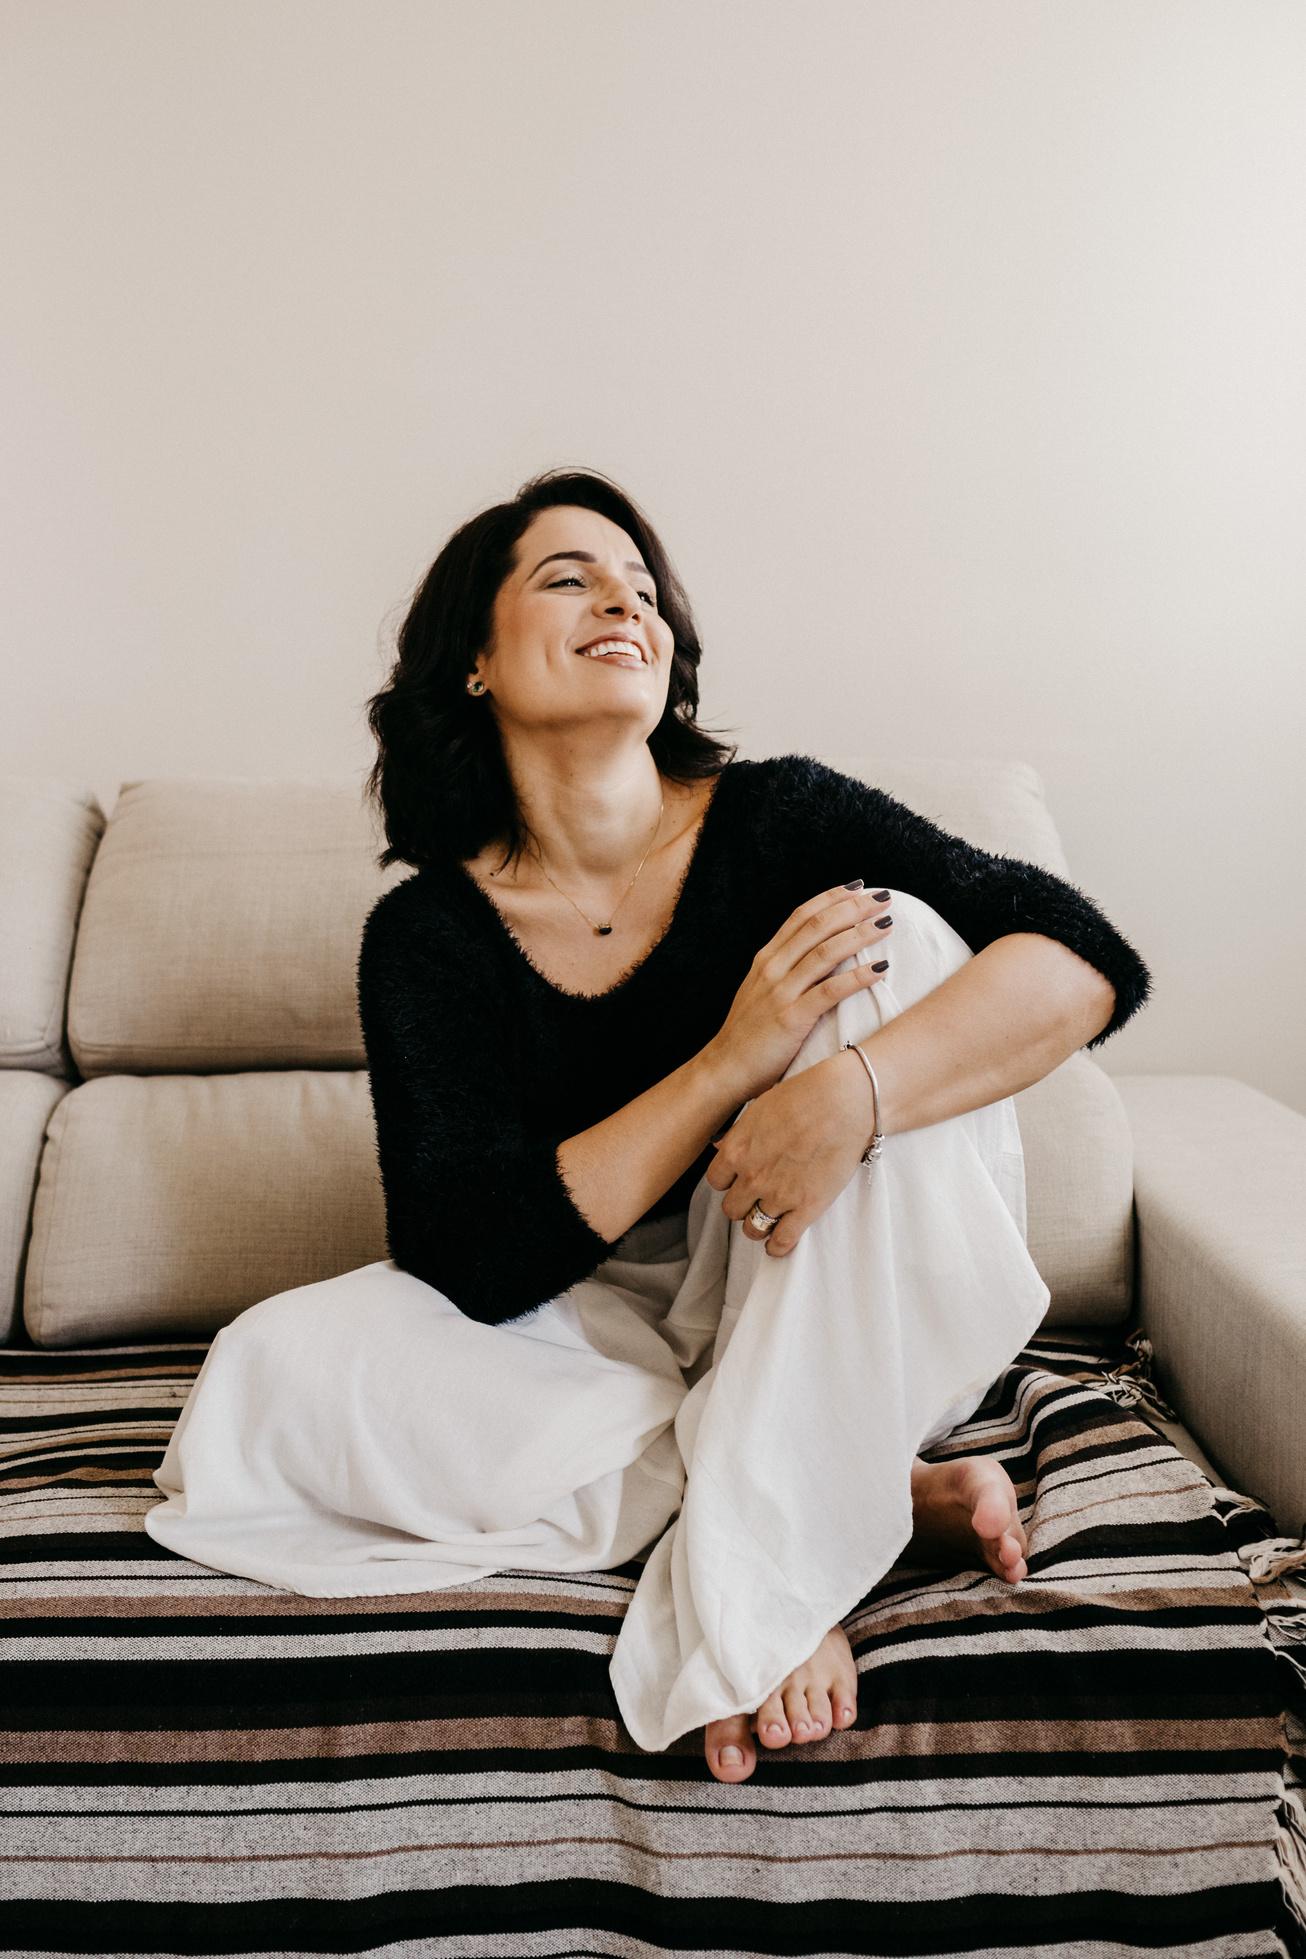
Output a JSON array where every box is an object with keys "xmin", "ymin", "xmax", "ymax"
[{"xmin": 583, "ymin": 641, "xmax": 643, "ymax": 660}]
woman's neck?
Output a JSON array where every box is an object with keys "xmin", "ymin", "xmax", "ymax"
[{"xmin": 499, "ymin": 732, "xmax": 667, "ymax": 881}]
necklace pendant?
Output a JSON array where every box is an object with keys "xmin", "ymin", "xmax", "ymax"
[{"xmin": 596, "ymin": 924, "xmax": 613, "ymax": 936}]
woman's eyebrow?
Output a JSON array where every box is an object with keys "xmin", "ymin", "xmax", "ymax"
[{"xmin": 529, "ymin": 549, "xmax": 654, "ymax": 581}]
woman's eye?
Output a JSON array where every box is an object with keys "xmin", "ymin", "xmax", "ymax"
[
  {"xmin": 640, "ymin": 589, "xmax": 657, "ymax": 607},
  {"xmin": 546, "ymin": 574, "xmax": 585, "ymax": 589}
]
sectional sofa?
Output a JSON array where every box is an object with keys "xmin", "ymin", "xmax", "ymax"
[{"xmin": 1, "ymin": 763, "xmax": 1303, "ymax": 1956}]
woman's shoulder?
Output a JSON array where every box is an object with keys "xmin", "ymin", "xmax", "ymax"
[
  {"xmin": 715, "ymin": 755, "xmax": 897, "ymax": 836},
  {"xmin": 360, "ymin": 860, "xmax": 500, "ymax": 978}
]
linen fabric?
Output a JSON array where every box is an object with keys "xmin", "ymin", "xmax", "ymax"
[
  {"xmin": 360, "ymin": 755, "xmax": 1149, "ymax": 1327},
  {"xmin": 1013, "ymin": 1051, "xmax": 1134, "ymax": 1324},
  {"xmin": 67, "ymin": 778, "xmax": 403, "ymax": 1076},
  {"xmin": 1120, "ymin": 1074, "xmax": 1306, "ymax": 1540},
  {"xmin": 23, "ymin": 1070, "xmax": 385, "ymax": 1347},
  {"xmin": 146, "ymin": 898, "xmax": 1051, "ymax": 1752},
  {"xmin": 4, "ymin": 1338, "xmax": 1303, "ymax": 1955},
  {"xmin": 0, "ymin": 778, "xmax": 104, "ymax": 1077},
  {"xmin": 0, "ymin": 1071, "xmax": 66, "ymax": 1342}
]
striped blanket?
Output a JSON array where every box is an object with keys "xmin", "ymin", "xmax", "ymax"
[{"xmin": 1, "ymin": 1333, "xmax": 1303, "ymax": 1958}]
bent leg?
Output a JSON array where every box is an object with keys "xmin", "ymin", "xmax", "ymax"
[
  {"xmin": 612, "ymin": 892, "xmax": 1050, "ymax": 1758},
  {"xmin": 146, "ymin": 1259, "xmax": 685, "ymax": 1596}
]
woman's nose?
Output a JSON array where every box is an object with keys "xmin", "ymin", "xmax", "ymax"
[{"xmin": 599, "ymin": 583, "xmax": 641, "ymax": 618}]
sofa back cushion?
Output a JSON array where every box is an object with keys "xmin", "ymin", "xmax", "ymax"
[
  {"xmin": 828, "ymin": 757, "xmax": 1131, "ymax": 1324},
  {"xmin": 825, "ymin": 757, "xmax": 1073, "ymax": 879},
  {"xmin": 0, "ymin": 779, "xmax": 104, "ymax": 1076},
  {"xmin": 24, "ymin": 1072, "xmax": 385, "ymax": 1347},
  {"xmin": 1014, "ymin": 1054, "xmax": 1134, "ymax": 1324},
  {"xmin": 67, "ymin": 781, "xmax": 403, "ymax": 1077}
]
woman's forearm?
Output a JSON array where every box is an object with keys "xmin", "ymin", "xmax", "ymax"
[
  {"xmin": 555, "ymin": 1047, "xmax": 741, "ymax": 1245},
  {"xmin": 559, "ymin": 932, "xmax": 1115, "ymax": 1247},
  {"xmin": 862, "ymin": 933, "xmax": 1116, "ymax": 1137},
  {"xmin": 707, "ymin": 932, "xmax": 1118, "ymax": 1256}
]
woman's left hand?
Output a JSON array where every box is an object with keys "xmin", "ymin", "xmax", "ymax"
[{"xmin": 706, "ymin": 1052, "xmax": 875, "ymax": 1256}]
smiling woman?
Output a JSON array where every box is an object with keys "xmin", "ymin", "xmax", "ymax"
[
  {"xmin": 146, "ymin": 468, "xmax": 1149, "ymax": 1785},
  {"xmin": 366, "ymin": 471, "xmax": 732, "ymax": 878}
]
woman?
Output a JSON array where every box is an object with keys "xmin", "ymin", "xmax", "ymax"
[{"xmin": 147, "ymin": 470, "xmax": 1147, "ymax": 1785}]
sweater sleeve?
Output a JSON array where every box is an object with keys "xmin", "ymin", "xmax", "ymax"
[
  {"xmin": 757, "ymin": 758, "xmax": 1150, "ymax": 1042},
  {"xmin": 357, "ymin": 879, "xmax": 613, "ymax": 1326}
]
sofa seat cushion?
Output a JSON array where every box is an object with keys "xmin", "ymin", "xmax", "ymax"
[
  {"xmin": 67, "ymin": 780, "xmax": 402, "ymax": 1076},
  {"xmin": 0, "ymin": 1071, "xmax": 67, "ymax": 1342},
  {"xmin": 24, "ymin": 1071, "xmax": 385, "ymax": 1347},
  {"xmin": 0, "ymin": 779, "xmax": 104, "ymax": 1076}
]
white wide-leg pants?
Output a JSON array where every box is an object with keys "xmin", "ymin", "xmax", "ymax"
[{"xmin": 146, "ymin": 892, "xmax": 1050, "ymax": 1752}]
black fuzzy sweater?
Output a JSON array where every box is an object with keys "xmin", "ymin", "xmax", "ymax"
[{"xmin": 358, "ymin": 757, "xmax": 1148, "ymax": 1327}]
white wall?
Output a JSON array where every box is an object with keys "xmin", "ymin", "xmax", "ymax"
[{"xmin": 4, "ymin": 0, "xmax": 1304, "ymax": 1106}]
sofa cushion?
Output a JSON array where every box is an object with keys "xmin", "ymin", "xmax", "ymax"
[
  {"xmin": 823, "ymin": 758, "xmax": 1073, "ymax": 878},
  {"xmin": 0, "ymin": 1071, "xmax": 67, "ymax": 1342},
  {"xmin": 67, "ymin": 781, "xmax": 403, "ymax": 1076},
  {"xmin": 24, "ymin": 1072, "xmax": 385, "ymax": 1347},
  {"xmin": 828, "ymin": 760, "xmax": 1128, "ymax": 1321},
  {"xmin": 1014, "ymin": 1054, "xmax": 1134, "ymax": 1325},
  {"xmin": 0, "ymin": 779, "xmax": 104, "ymax": 1076}
]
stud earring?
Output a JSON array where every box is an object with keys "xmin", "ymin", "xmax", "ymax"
[{"xmin": 467, "ymin": 677, "xmax": 486, "ymax": 696}]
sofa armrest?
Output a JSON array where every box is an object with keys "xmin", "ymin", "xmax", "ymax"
[{"xmin": 1114, "ymin": 1076, "xmax": 1306, "ymax": 1537}]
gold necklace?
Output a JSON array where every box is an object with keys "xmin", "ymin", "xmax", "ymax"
[{"xmin": 521, "ymin": 794, "xmax": 665, "ymax": 937}]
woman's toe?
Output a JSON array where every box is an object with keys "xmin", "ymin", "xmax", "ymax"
[
  {"xmin": 705, "ymin": 1714, "xmax": 756, "ymax": 1782},
  {"xmin": 753, "ymin": 1690, "xmax": 791, "ymax": 1749},
  {"xmin": 833, "ymin": 1688, "xmax": 858, "ymax": 1729},
  {"xmin": 805, "ymin": 1685, "xmax": 833, "ymax": 1739},
  {"xmin": 996, "ymin": 1529, "xmax": 1028, "ymax": 1582},
  {"xmin": 783, "ymin": 1685, "xmax": 815, "ymax": 1740}
]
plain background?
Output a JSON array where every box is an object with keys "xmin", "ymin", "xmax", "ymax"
[{"xmin": 3, "ymin": 0, "xmax": 1304, "ymax": 1109}]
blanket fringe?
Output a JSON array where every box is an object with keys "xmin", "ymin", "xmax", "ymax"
[
  {"xmin": 1093, "ymin": 1331, "xmax": 1179, "ymax": 1422},
  {"xmin": 1279, "ymin": 1776, "xmax": 1306, "ymax": 1947}
]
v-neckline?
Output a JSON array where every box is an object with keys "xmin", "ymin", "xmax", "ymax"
[{"xmin": 454, "ymin": 771, "xmax": 729, "ymax": 1004}]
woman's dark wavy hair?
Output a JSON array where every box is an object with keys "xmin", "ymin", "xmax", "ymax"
[{"xmin": 367, "ymin": 469, "xmax": 734, "ymax": 869}]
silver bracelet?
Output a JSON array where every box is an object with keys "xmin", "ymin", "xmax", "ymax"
[{"xmin": 842, "ymin": 1040, "xmax": 885, "ymax": 1167}]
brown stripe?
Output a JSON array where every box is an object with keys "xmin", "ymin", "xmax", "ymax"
[
  {"xmin": 0, "ymin": 1835, "xmax": 1269, "ymax": 1868},
  {"xmin": 0, "ymin": 1469, "xmax": 162, "ymax": 1491},
  {"xmin": 1033, "ymin": 1481, "xmax": 1212, "ymax": 1535},
  {"xmin": 1034, "ymin": 1419, "xmax": 1161, "ymax": 1466},
  {"xmin": 1, "ymin": 1714, "xmax": 1281, "ymax": 1768},
  {"xmin": 0, "ymin": 1588, "xmax": 630, "ymax": 1621},
  {"xmin": 849, "ymin": 1580, "xmax": 1256, "ymax": 1641},
  {"xmin": 0, "ymin": 1367, "xmax": 201, "ymax": 1384}
]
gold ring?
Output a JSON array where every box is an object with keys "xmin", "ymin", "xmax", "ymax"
[{"xmin": 746, "ymin": 1202, "xmax": 781, "ymax": 1234}]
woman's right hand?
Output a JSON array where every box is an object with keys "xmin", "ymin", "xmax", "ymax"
[{"xmin": 704, "ymin": 883, "xmax": 895, "ymax": 1103}]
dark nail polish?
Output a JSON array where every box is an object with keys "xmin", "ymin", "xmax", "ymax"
[
  {"xmin": 843, "ymin": 879, "xmax": 863, "ymax": 890},
  {"xmin": 874, "ymin": 913, "xmax": 892, "ymax": 928},
  {"xmin": 872, "ymin": 889, "xmax": 890, "ymax": 903},
  {"xmin": 871, "ymin": 959, "xmax": 889, "ymax": 973}
]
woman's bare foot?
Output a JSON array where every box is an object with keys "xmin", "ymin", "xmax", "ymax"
[
  {"xmin": 909, "ymin": 1454, "xmax": 1028, "ymax": 1583},
  {"xmin": 703, "ymin": 1625, "xmax": 859, "ymax": 1783}
]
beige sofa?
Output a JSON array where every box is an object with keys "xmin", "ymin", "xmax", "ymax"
[{"xmin": 3, "ymin": 764, "xmax": 1305, "ymax": 1538}]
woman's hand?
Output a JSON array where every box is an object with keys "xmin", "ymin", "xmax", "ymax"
[
  {"xmin": 706, "ymin": 1051, "xmax": 877, "ymax": 1257},
  {"xmin": 704, "ymin": 884, "xmax": 895, "ymax": 1105}
]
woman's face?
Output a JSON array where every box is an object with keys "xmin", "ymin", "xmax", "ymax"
[{"xmin": 475, "ymin": 505, "xmax": 676, "ymax": 744}]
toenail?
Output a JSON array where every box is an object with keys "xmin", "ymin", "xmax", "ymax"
[
  {"xmin": 720, "ymin": 1745, "xmax": 743, "ymax": 1767},
  {"xmin": 764, "ymin": 1722, "xmax": 784, "ymax": 1736}
]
